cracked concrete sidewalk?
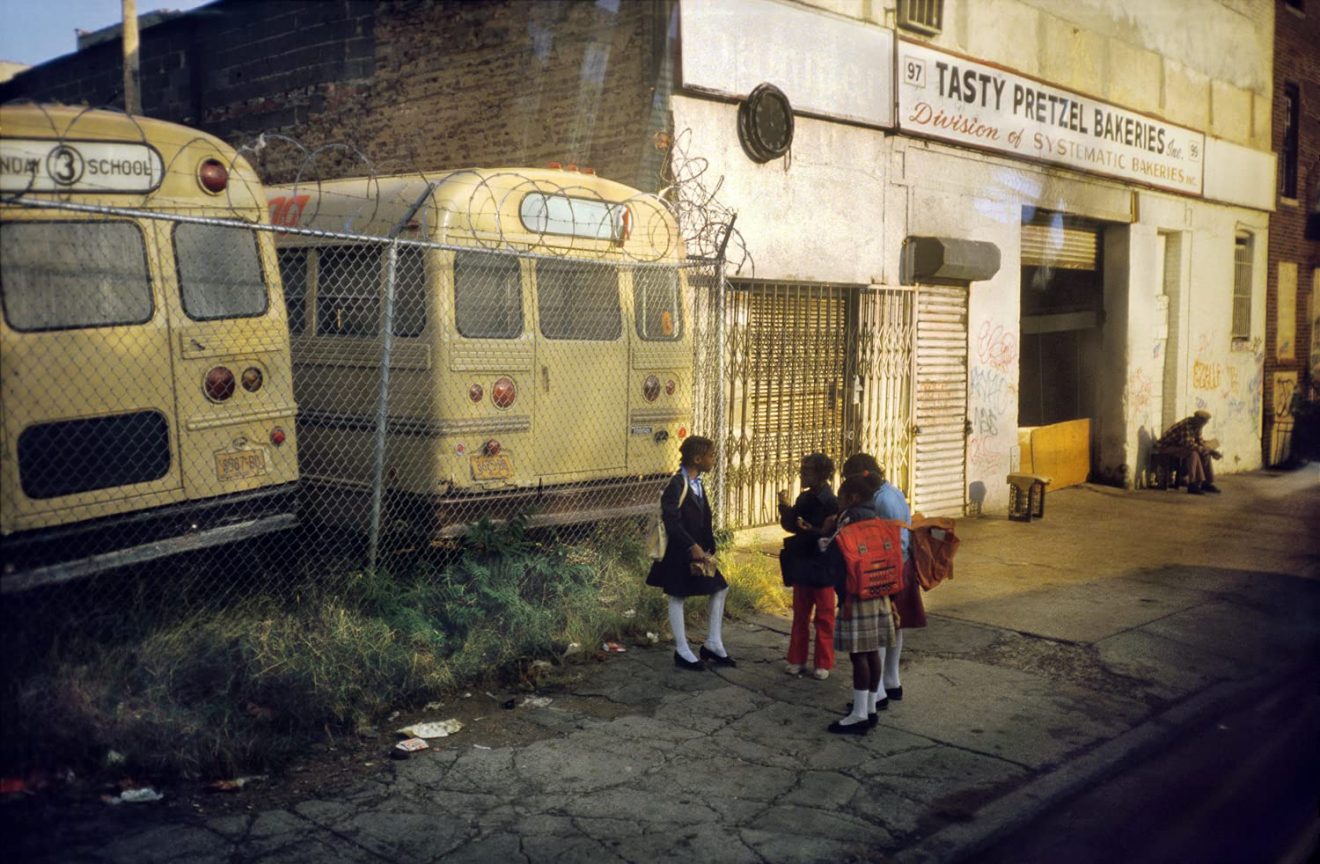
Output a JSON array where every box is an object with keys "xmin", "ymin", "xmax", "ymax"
[{"xmin": 10, "ymin": 467, "xmax": 1320, "ymax": 863}]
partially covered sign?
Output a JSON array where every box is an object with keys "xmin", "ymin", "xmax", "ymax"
[{"xmin": 0, "ymin": 139, "xmax": 165, "ymax": 194}]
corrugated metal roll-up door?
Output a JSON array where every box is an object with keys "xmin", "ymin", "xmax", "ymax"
[
  {"xmin": 1020, "ymin": 222, "xmax": 1099, "ymax": 270},
  {"xmin": 912, "ymin": 284, "xmax": 968, "ymax": 516}
]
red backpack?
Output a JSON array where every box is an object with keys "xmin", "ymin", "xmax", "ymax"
[
  {"xmin": 833, "ymin": 518, "xmax": 905, "ymax": 600},
  {"xmin": 906, "ymin": 513, "xmax": 960, "ymax": 591}
]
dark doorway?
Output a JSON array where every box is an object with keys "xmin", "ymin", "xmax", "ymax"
[{"xmin": 1019, "ymin": 214, "xmax": 1105, "ymax": 428}]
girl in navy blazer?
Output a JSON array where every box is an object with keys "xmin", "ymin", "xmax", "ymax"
[{"xmin": 646, "ymin": 435, "xmax": 734, "ymax": 670}]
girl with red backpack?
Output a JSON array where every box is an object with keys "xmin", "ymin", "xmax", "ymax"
[
  {"xmin": 841, "ymin": 454, "xmax": 927, "ymax": 714},
  {"xmin": 822, "ymin": 476, "xmax": 898, "ymax": 735}
]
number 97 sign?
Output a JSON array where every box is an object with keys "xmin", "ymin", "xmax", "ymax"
[{"xmin": 905, "ymin": 58, "xmax": 926, "ymax": 87}]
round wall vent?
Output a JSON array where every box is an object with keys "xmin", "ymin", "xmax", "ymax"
[{"xmin": 737, "ymin": 83, "xmax": 794, "ymax": 163}]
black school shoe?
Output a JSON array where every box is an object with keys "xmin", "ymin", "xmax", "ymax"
[
  {"xmin": 827, "ymin": 719, "xmax": 869, "ymax": 736},
  {"xmin": 886, "ymin": 686, "xmax": 903, "ymax": 701},
  {"xmin": 674, "ymin": 652, "xmax": 706, "ymax": 671},
  {"xmin": 699, "ymin": 645, "xmax": 737, "ymax": 667}
]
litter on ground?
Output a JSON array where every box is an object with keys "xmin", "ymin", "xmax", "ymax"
[
  {"xmin": 391, "ymin": 738, "xmax": 429, "ymax": 760},
  {"xmin": 107, "ymin": 788, "xmax": 164, "ymax": 804},
  {"xmin": 396, "ymin": 719, "xmax": 463, "ymax": 739},
  {"xmin": 602, "ymin": 641, "xmax": 626, "ymax": 653},
  {"xmin": 206, "ymin": 776, "xmax": 266, "ymax": 793},
  {"xmin": 520, "ymin": 696, "xmax": 552, "ymax": 708}
]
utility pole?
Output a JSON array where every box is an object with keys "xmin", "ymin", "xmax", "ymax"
[{"xmin": 122, "ymin": 0, "xmax": 141, "ymax": 114}]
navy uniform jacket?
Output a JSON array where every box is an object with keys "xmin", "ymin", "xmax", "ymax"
[{"xmin": 646, "ymin": 470, "xmax": 728, "ymax": 597}]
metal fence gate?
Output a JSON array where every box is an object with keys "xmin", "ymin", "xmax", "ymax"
[
  {"xmin": 718, "ymin": 280, "xmax": 918, "ymax": 528},
  {"xmin": 854, "ymin": 285, "xmax": 917, "ymax": 501}
]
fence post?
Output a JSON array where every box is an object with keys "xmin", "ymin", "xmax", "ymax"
[
  {"xmin": 712, "ymin": 216, "xmax": 734, "ymax": 530},
  {"xmin": 367, "ymin": 183, "xmax": 438, "ymax": 571}
]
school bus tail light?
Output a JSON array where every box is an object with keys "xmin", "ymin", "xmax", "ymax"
[
  {"xmin": 483, "ymin": 439, "xmax": 501, "ymax": 456},
  {"xmin": 241, "ymin": 367, "xmax": 263, "ymax": 392},
  {"xmin": 492, "ymin": 377, "xmax": 516, "ymax": 409},
  {"xmin": 643, "ymin": 375, "xmax": 660, "ymax": 402},
  {"xmin": 665, "ymin": 378, "xmax": 676, "ymax": 396},
  {"xmin": 198, "ymin": 159, "xmax": 228, "ymax": 194},
  {"xmin": 270, "ymin": 427, "xmax": 287, "ymax": 446},
  {"xmin": 469, "ymin": 383, "xmax": 484, "ymax": 403},
  {"xmin": 204, "ymin": 366, "xmax": 236, "ymax": 401}
]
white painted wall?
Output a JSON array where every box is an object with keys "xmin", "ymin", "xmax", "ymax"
[{"xmin": 671, "ymin": 95, "xmax": 889, "ymax": 285}]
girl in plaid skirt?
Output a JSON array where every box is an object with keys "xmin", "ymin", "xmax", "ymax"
[{"xmin": 823, "ymin": 476, "xmax": 897, "ymax": 735}]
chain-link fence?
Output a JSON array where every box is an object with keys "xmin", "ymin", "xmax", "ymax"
[{"xmin": 0, "ymin": 195, "xmax": 728, "ymax": 613}]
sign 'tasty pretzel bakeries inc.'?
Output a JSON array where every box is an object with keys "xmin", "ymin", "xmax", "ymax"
[
  {"xmin": 897, "ymin": 40, "xmax": 1204, "ymax": 196},
  {"xmin": 0, "ymin": 139, "xmax": 165, "ymax": 194}
]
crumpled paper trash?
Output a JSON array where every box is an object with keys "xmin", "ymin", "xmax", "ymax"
[
  {"xmin": 108, "ymin": 788, "xmax": 164, "ymax": 804},
  {"xmin": 396, "ymin": 719, "xmax": 463, "ymax": 739}
]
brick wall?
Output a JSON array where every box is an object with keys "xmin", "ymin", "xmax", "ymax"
[
  {"xmin": 1264, "ymin": 0, "xmax": 1320, "ymax": 462},
  {"xmin": 0, "ymin": 0, "xmax": 672, "ymax": 192}
]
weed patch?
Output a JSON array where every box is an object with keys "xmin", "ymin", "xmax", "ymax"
[{"xmin": 1, "ymin": 519, "xmax": 783, "ymax": 781}]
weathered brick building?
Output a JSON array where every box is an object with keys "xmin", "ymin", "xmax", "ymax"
[
  {"xmin": 0, "ymin": 0, "xmax": 671, "ymax": 190},
  {"xmin": 1265, "ymin": 0, "xmax": 1320, "ymax": 463}
]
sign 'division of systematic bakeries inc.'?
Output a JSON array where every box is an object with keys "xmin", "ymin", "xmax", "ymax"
[{"xmin": 897, "ymin": 40, "xmax": 1205, "ymax": 196}]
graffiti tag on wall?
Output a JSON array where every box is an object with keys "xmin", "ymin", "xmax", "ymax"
[
  {"xmin": 976, "ymin": 322, "xmax": 1018, "ymax": 373},
  {"xmin": 1191, "ymin": 358, "xmax": 1221, "ymax": 390}
]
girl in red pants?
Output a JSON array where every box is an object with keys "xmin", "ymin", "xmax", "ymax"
[{"xmin": 778, "ymin": 453, "xmax": 839, "ymax": 679}]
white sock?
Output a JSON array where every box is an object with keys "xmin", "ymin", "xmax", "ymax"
[
  {"xmin": 839, "ymin": 689, "xmax": 870, "ymax": 725},
  {"xmin": 669, "ymin": 597, "xmax": 698, "ymax": 662},
  {"xmin": 883, "ymin": 631, "xmax": 903, "ymax": 689},
  {"xmin": 704, "ymin": 589, "xmax": 728, "ymax": 657},
  {"xmin": 866, "ymin": 688, "xmax": 878, "ymax": 713}
]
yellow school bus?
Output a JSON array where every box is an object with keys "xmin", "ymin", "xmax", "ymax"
[
  {"xmin": 266, "ymin": 167, "xmax": 692, "ymax": 537},
  {"xmin": 0, "ymin": 105, "xmax": 298, "ymax": 589}
]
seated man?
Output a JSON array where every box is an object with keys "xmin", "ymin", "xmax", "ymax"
[{"xmin": 1155, "ymin": 409, "xmax": 1222, "ymax": 494}]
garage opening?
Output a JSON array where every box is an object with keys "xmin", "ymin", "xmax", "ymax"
[{"xmin": 1018, "ymin": 211, "xmax": 1103, "ymax": 485}]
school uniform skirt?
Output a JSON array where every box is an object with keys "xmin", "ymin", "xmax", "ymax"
[{"xmin": 834, "ymin": 596, "xmax": 897, "ymax": 653}]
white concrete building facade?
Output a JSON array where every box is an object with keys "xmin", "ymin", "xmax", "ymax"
[{"xmin": 674, "ymin": 0, "xmax": 1276, "ymax": 516}]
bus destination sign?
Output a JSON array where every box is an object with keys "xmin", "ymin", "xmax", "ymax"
[{"xmin": 0, "ymin": 139, "xmax": 165, "ymax": 194}]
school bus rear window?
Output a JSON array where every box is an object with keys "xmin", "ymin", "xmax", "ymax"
[
  {"xmin": 315, "ymin": 245, "xmax": 426, "ymax": 337},
  {"xmin": 634, "ymin": 267, "xmax": 683, "ymax": 341},
  {"xmin": 454, "ymin": 250, "xmax": 522, "ymax": 339},
  {"xmin": 536, "ymin": 259, "xmax": 620, "ymax": 341},
  {"xmin": 175, "ymin": 222, "xmax": 268, "ymax": 320},
  {"xmin": 0, "ymin": 221, "xmax": 152, "ymax": 332},
  {"xmin": 276, "ymin": 248, "xmax": 308, "ymax": 335}
]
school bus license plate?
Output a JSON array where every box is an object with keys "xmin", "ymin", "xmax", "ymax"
[
  {"xmin": 470, "ymin": 453, "xmax": 513, "ymax": 481},
  {"xmin": 215, "ymin": 449, "xmax": 268, "ymax": 481}
]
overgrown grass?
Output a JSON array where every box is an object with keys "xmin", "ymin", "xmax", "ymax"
[{"xmin": 2, "ymin": 516, "xmax": 788, "ymax": 782}]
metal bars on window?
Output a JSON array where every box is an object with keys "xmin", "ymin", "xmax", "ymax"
[{"xmin": 1233, "ymin": 232, "xmax": 1253, "ymax": 340}]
